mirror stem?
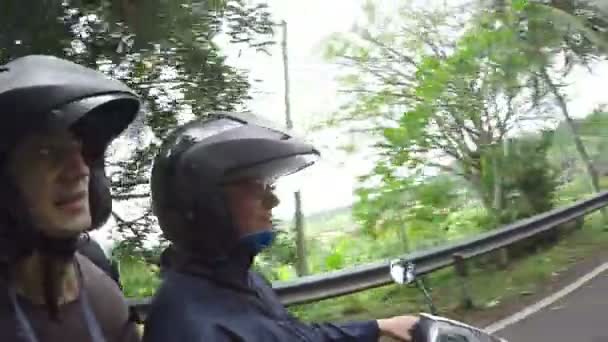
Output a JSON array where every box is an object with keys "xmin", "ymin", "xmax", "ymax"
[{"xmin": 416, "ymin": 278, "xmax": 437, "ymax": 315}]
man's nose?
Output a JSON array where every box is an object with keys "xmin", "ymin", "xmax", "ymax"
[{"xmin": 63, "ymin": 148, "xmax": 90, "ymax": 181}]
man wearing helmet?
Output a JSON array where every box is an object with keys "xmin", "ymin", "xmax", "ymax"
[
  {"xmin": 143, "ymin": 112, "xmax": 419, "ymax": 341},
  {"xmin": 0, "ymin": 55, "xmax": 141, "ymax": 342}
]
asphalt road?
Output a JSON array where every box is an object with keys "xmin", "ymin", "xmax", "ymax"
[{"xmin": 494, "ymin": 266, "xmax": 608, "ymax": 342}]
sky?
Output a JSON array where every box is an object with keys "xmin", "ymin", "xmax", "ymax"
[{"xmin": 91, "ymin": 0, "xmax": 608, "ymax": 251}]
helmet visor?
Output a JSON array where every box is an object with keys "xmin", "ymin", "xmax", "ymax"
[
  {"xmin": 222, "ymin": 152, "xmax": 319, "ymax": 185},
  {"xmin": 53, "ymin": 94, "xmax": 139, "ymax": 158},
  {"xmin": 49, "ymin": 93, "xmax": 139, "ymax": 135}
]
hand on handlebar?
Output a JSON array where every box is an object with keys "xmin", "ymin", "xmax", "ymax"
[{"xmin": 377, "ymin": 315, "xmax": 420, "ymax": 341}]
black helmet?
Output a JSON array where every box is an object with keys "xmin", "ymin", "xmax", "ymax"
[
  {"xmin": 0, "ymin": 55, "xmax": 140, "ymax": 261},
  {"xmin": 151, "ymin": 112, "xmax": 319, "ymax": 260}
]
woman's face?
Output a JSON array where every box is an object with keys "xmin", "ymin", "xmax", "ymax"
[{"xmin": 223, "ymin": 179, "xmax": 279, "ymax": 236}]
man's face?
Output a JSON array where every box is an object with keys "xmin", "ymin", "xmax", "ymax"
[
  {"xmin": 224, "ymin": 179, "xmax": 279, "ymax": 236},
  {"xmin": 8, "ymin": 129, "xmax": 92, "ymax": 238}
]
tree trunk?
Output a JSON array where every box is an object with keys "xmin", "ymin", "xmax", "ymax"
[
  {"xmin": 293, "ymin": 191, "xmax": 309, "ymax": 276},
  {"xmin": 541, "ymin": 68, "xmax": 608, "ymax": 224},
  {"xmin": 467, "ymin": 171, "xmax": 501, "ymax": 219},
  {"xmin": 492, "ymin": 154, "xmax": 504, "ymax": 215}
]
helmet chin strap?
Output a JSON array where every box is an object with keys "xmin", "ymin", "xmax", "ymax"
[{"xmin": 34, "ymin": 232, "xmax": 81, "ymax": 259}]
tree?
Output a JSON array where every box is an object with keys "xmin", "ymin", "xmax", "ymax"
[
  {"xmin": 480, "ymin": 0, "xmax": 608, "ymax": 220},
  {"xmin": 480, "ymin": 0, "xmax": 608, "ymax": 194},
  {"xmin": 485, "ymin": 0, "xmax": 608, "ymax": 52},
  {"xmin": 337, "ymin": 4, "xmax": 542, "ymax": 202},
  {"xmin": 0, "ymin": 0, "xmax": 275, "ymax": 254},
  {"xmin": 324, "ymin": 0, "xmax": 565, "ymax": 231},
  {"xmin": 321, "ymin": 1, "xmax": 461, "ymax": 133},
  {"xmin": 353, "ymin": 172, "xmax": 462, "ymax": 250},
  {"xmin": 556, "ymin": 108, "xmax": 608, "ymax": 181},
  {"xmin": 354, "ymin": 131, "xmax": 558, "ymax": 242},
  {"xmin": 497, "ymin": 132, "xmax": 559, "ymax": 222}
]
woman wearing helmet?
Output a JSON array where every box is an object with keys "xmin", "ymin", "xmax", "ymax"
[
  {"xmin": 143, "ymin": 112, "xmax": 419, "ymax": 341},
  {"xmin": 0, "ymin": 55, "xmax": 140, "ymax": 342}
]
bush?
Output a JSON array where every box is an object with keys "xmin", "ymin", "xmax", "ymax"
[{"xmin": 119, "ymin": 256, "xmax": 161, "ymax": 298}]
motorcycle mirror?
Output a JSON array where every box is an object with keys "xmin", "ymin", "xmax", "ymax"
[{"xmin": 389, "ymin": 259, "xmax": 417, "ymax": 285}]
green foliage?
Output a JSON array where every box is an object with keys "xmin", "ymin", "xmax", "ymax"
[
  {"xmin": 320, "ymin": 2, "xmax": 458, "ymax": 130},
  {"xmin": 353, "ymin": 172, "xmax": 463, "ymax": 249},
  {"xmin": 112, "ymin": 238, "xmax": 167, "ymax": 265},
  {"xmin": 324, "ymin": 244, "xmax": 346, "ymax": 271},
  {"xmin": 254, "ymin": 229, "xmax": 298, "ymax": 280},
  {"xmin": 549, "ymin": 107, "xmax": 608, "ymax": 196},
  {"xmin": 119, "ymin": 255, "xmax": 161, "ymax": 298},
  {"xmin": 442, "ymin": 206, "xmax": 495, "ymax": 239},
  {"xmin": 498, "ymin": 133, "xmax": 560, "ymax": 222},
  {"xmin": 578, "ymin": 108, "xmax": 608, "ymax": 138}
]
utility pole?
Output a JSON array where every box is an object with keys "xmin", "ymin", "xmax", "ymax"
[
  {"xmin": 280, "ymin": 21, "xmax": 293, "ymax": 129},
  {"xmin": 279, "ymin": 20, "xmax": 308, "ymax": 276}
]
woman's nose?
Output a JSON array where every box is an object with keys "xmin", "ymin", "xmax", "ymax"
[{"xmin": 263, "ymin": 189, "xmax": 280, "ymax": 209}]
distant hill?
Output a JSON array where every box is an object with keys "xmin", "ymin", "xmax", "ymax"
[
  {"xmin": 307, "ymin": 205, "xmax": 352, "ymax": 223},
  {"xmin": 278, "ymin": 205, "xmax": 358, "ymax": 235}
]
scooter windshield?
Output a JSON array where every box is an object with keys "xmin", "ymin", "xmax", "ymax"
[{"xmin": 422, "ymin": 314, "xmax": 507, "ymax": 342}]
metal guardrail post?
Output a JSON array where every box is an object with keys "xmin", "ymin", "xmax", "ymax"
[
  {"xmin": 497, "ymin": 248, "xmax": 509, "ymax": 269},
  {"xmin": 453, "ymin": 253, "xmax": 474, "ymax": 310}
]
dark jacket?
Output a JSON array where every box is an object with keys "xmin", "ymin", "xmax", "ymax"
[{"xmin": 142, "ymin": 250, "xmax": 379, "ymax": 342}]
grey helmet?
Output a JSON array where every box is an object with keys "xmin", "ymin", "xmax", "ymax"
[
  {"xmin": 151, "ymin": 112, "xmax": 319, "ymax": 261},
  {"xmin": 0, "ymin": 55, "xmax": 140, "ymax": 261}
]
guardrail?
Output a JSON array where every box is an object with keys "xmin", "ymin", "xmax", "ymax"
[{"xmin": 126, "ymin": 191, "xmax": 608, "ymax": 321}]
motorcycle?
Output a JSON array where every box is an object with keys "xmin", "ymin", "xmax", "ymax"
[{"xmin": 389, "ymin": 258, "xmax": 509, "ymax": 342}]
